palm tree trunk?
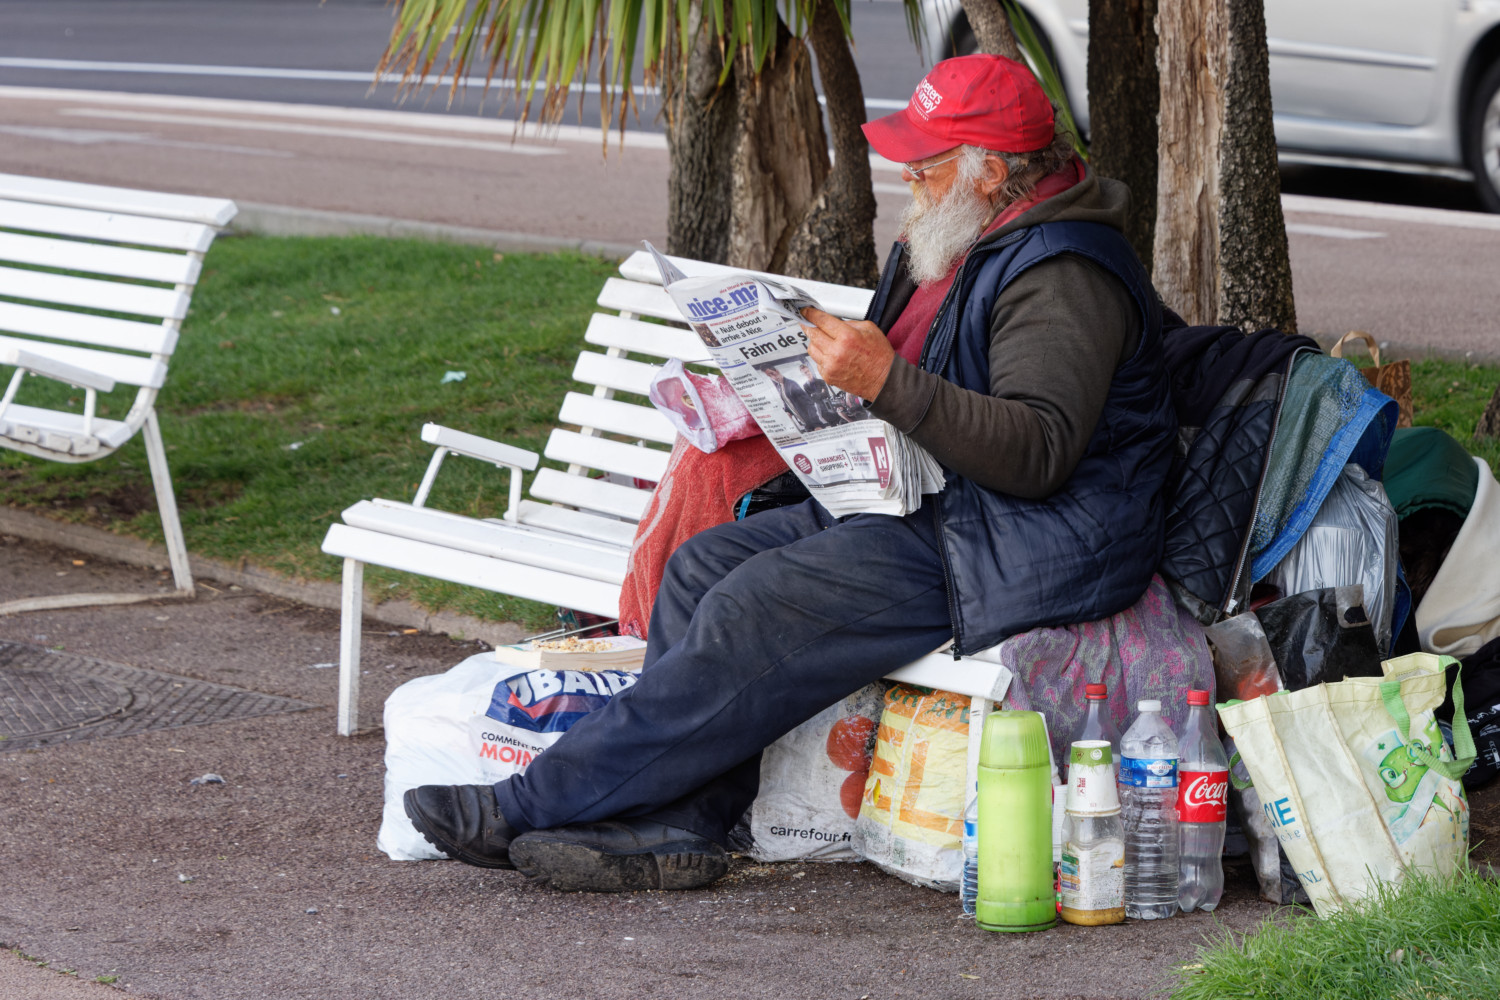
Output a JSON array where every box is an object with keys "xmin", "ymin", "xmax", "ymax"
[
  {"xmin": 1154, "ymin": 0, "xmax": 1296, "ymax": 332},
  {"xmin": 1087, "ymin": 0, "xmax": 1159, "ymax": 269},
  {"xmin": 960, "ymin": 0, "xmax": 1022, "ymax": 60},
  {"xmin": 784, "ymin": 0, "xmax": 878, "ymax": 288},
  {"xmin": 726, "ymin": 18, "xmax": 830, "ymax": 273},
  {"xmin": 665, "ymin": 5, "xmax": 737, "ymax": 263}
]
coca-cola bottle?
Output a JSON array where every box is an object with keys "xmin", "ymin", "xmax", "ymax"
[{"xmin": 1177, "ymin": 689, "xmax": 1229, "ymax": 913}]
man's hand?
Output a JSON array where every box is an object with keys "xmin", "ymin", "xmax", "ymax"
[{"xmin": 800, "ymin": 307, "xmax": 895, "ymax": 402}]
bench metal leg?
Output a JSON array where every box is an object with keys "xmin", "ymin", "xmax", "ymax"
[
  {"xmin": 0, "ymin": 409, "xmax": 197, "ymax": 616},
  {"xmin": 143, "ymin": 409, "xmax": 194, "ymax": 596},
  {"xmin": 338, "ymin": 557, "xmax": 364, "ymax": 736}
]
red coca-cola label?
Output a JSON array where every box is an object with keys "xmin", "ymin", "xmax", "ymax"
[{"xmin": 1177, "ymin": 770, "xmax": 1229, "ymax": 822}]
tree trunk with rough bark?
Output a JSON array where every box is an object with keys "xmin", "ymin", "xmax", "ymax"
[
  {"xmin": 959, "ymin": 0, "xmax": 1022, "ymax": 60},
  {"xmin": 1154, "ymin": 0, "xmax": 1296, "ymax": 332},
  {"xmin": 784, "ymin": 0, "xmax": 878, "ymax": 287},
  {"xmin": 665, "ymin": 3, "xmax": 877, "ymax": 286},
  {"xmin": 1087, "ymin": 0, "xmax": 1159, "ymax": 268},
  {"xmin": 665, "ymin": 7, "xmax": 736, "ymax": 264},
  {"xmin": 726, "ymin": 20, "xmax": 829, "ymax": 274}
]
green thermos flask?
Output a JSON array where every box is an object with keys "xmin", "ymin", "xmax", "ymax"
[{"xmin": 976, "ymin": 709, "xmax": 1057, "ymax": 933}]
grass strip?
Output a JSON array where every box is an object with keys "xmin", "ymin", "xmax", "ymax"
[
  {"xmin": 0, "ymin": 235, "xmax": 618, "ymax": 631},
  {"xmin": 1, "ymin": 234, "xmax": 1499, "ymax": 632},
  {"xmin": 1169, "ymin": 867, "xmax": 1500, "ymax": 1000}
]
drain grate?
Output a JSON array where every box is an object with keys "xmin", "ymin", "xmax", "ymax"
[{"xmin": 0, "ymin": 641, "xmax": 314, "ymax": 749}]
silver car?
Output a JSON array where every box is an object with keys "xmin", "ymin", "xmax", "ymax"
[{"xmin": 922, "ymin": 0, "xmax": 1500, "ymax": 211}]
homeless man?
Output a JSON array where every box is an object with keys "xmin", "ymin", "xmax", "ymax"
[{"xmin": 404, "ymin": 54, "xmax": 1177, "ymax": 892}]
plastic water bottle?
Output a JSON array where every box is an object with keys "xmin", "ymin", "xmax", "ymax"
[
  {"xmin": 1070, "ymin": 682, "xmax": 1122, "ymax": 774},
  {"xmin": 1177, "ymin": 689, "xmax": 1229, "ymax": 913},
  {"xmin": 1119, "ymin": 699, "xmax": 1180, "ymax": 919},
  {"xmin": 961, "ymin": 786, "xmax": 979, "ymax": 916}
]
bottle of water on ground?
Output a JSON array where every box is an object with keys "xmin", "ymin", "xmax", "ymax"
[
  {"xmin": 1177, "ymin": 689, "xmax": 1230, "ymax": 913},
  {"xmin": 1119, "ymin": 699, "xmax": 1180, "ymax": 919},
  {"xmin": 961, "ymin": 786, "xmax": 979, "ymax": 916},
  {"xmin": 1070, "ymin": 682, "xmax": 1122, "ymax": 776}
]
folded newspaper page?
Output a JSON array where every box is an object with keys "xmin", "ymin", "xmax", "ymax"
[{"xmin": 645, "ymin": 243, "xmax": 944, "ymax": 517}]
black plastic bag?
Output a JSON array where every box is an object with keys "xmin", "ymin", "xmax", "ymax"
[{"xmin": 1253, "ymin": 586, "xmax": 1383, "ymax": 691}]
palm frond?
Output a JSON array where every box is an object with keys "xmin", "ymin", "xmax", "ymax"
[{"xmin": 376, "ymin": 0, "xmax": 877, "ymax": 139}]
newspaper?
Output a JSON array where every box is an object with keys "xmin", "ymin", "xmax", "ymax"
[{"xmin": 645, "ymin": 243, "xmax": 944, "ymax": 518}]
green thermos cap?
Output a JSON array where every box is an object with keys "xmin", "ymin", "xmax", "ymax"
[{"xmin": 979, "ymin": 710, "xmax": 1051, "ymax": 769}]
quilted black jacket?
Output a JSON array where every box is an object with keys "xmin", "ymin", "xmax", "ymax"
[{"xmin": 1159, "ymin": 311, "xmax": 1319, "ymax": 622}]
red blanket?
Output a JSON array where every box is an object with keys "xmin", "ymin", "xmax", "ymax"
[{"xmin": 617, "ymin": 435, "xmax": 787, "ymax": 639}]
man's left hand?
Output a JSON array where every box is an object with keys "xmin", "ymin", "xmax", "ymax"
[{"xmin": 800, "ymin": 307, "xmax": 896, "ymax": 402}]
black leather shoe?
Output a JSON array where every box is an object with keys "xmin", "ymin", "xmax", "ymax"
[
  {"xmin": 508, "ymin": 819, "xmax": 729, "ymax": 892},
  {"xmin": 403, "ymin": 784, "xmax": 515, "ymax": 869}
]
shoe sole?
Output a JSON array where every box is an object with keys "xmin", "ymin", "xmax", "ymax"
[
  {"xmin": 402, "ymin": 789, "xmax": 514, "ymax": 870},
  {"xmin": 508, "ymin": 835, "xmax": 728, "ymax": 892}
]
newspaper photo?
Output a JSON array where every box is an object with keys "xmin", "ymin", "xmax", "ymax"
[{"xmin": 645, "ymin": 243, "xmax": 944, "ymax": 517}]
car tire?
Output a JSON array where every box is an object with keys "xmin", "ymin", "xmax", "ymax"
[{"xmin": 1466, "ymin": 60, "xmax": 1500, "ymax": 213}]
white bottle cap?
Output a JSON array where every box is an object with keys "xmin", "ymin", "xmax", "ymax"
[{"xmin": 1137, "ymin": 699, "xmax": 1162, "ymax": 713}]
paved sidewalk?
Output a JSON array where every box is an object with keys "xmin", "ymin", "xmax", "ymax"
[{"xmin": 2, "ymin": 532, "xmax": 1496, "ymax": 1000}]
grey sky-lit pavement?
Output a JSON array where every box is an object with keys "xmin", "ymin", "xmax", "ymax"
[{"xmin": 0, "ymin": 536, "xmax": 1289, "ymax": 1000}]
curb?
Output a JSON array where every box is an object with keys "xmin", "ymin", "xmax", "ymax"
[
  {"xmin": 230, "ymin": 202, "xmax": 640, "ymax": 260},
  {"xmin": 0, "ymin": 506, "xmax": 527, "ymax": 647}
]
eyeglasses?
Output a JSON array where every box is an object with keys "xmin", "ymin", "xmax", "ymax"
[{"xmin": 903, "ymin": 151, "xmax": 964, "ymax": 181}]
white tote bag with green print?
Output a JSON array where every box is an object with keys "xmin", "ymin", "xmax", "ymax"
[{"xmin": 1218, "ymin": 653, "xmax": 1475, "ymax": 917}]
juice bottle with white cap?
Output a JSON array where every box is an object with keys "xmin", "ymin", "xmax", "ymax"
[{"xmin": 1059, "ymin": 740, "xmax": 1126, "ymax": 925}]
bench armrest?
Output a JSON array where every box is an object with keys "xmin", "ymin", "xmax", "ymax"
[
  {"xmin": 421, "ymin": 423, "xmax": 539, "ymax": 471},
  {"xmin": 0, "ymin": 347, "xmax": 116, "ymax": 393},
  {"xmin": 413, "ymin": 423, "xmax": 539, "ymax": 519}
]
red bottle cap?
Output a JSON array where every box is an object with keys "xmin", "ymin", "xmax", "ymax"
[
  {"xmin": 1186, "ymin": 689, "xmax": 1210, "ymax": 706},
  {"xmin": 1084, "ymin": 683, "xmax": 1107, "ymax": 700}
]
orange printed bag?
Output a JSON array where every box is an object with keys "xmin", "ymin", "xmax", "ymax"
[{"xmin": 854, "ymin": 683, "xmax": 971, "ymax": 890}]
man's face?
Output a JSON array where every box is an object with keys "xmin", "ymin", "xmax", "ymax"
[
  {"xmin": 901, "ymin": 147, "xmax": 967, "ymax": 204},
  {"xmin": 898, "ymin": 148, "xmax": 999, "ymax": 285}
]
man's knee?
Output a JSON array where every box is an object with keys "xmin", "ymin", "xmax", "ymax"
[{"xmin": 658, "ymin": 520, "xmax": 749, "ymax": 606}]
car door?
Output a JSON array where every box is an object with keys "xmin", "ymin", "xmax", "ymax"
[{"xmin": 1264, "ymin": 0, "xmax": 1451, "ymax": 127}]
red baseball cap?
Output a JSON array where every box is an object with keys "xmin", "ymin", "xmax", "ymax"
[{"xmin": 862, "ymin": 54, "xmax": 1054, "ymax": 163}]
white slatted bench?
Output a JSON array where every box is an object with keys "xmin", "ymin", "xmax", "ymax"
[
  {"xmin": 0, "ymin": 173, "xmax": 237, "ymax": 614},
  {"xmin": 321, "ymin": 251, "xmax": 1015, "ymax": 789}
]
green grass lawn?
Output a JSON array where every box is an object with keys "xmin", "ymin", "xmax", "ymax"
[
  {"xmin": 1170, "ymin": 868, "xmax": 1500, "ymax": 1000},
  {"xmin": 0, "ymin": 235, "xmax": 619, "ymax": 631},
  {"xmin": 2, "ymin": 233, "xmax": 1498, "ymax": 633}
]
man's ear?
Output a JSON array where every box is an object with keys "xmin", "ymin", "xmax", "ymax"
[{"xmin": 976, "ymin": 154, "xmax": 1009, "ymax": 199}]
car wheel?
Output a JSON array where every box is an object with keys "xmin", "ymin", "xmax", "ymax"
[{"xmin": 1467, "ymin": 61, "xmax": 1500, "ymax": 213}]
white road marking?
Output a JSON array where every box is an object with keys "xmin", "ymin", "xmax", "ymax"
[
  {"xmin": 1284, "ymin": 222, "xmax": 1386, "ymax": 239},
  {"xmin": 0, "ymin": 58, "xmax": 909, "ymax": 109},
  {"xmin": 1282, "ymin": 193, "xmax": 1500, "ymax": 232},
  {"xmin": 58, "ymin": 108, "xmax": 565, "ymax": 156},
  {"xmin": 0, "ymin": 123, "xmax": 295, "ymax": 158},
  {"xmin": 0, "ymin": 85, "xmax": 670, "ymax": 150}
]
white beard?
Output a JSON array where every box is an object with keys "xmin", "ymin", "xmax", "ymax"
[{"xmin": 899, "ymin": 182, "xmax": 996, "ymax": 286}]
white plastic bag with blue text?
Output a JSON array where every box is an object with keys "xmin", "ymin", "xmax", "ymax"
[{"xmin": 378, "ymin": 652, "xmax": 637, "ymax": 861}]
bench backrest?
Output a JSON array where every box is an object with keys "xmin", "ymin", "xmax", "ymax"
[
  {"xmin": 0, "ymin": 173, "xmax": 237, "ymax": 443},
  {"xmin": 533, "ymin": 250, "xmax": 874, "ymax": 525}
]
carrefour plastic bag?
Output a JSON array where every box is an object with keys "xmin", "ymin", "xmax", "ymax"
[
  {"xmin": 1266, "ymin": 463, "xmax": 1400, "ymax": 653},
  {"xmin": 854, "ymin": 684, "xmax": 970, "ymax": 891},
  {"xmin": 378, "ymin": 652, "xmax": 638, "ymax": 861},
  {"xmin": 738, "ymin": 683, "xmax": 884, "ymax": 862}
]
